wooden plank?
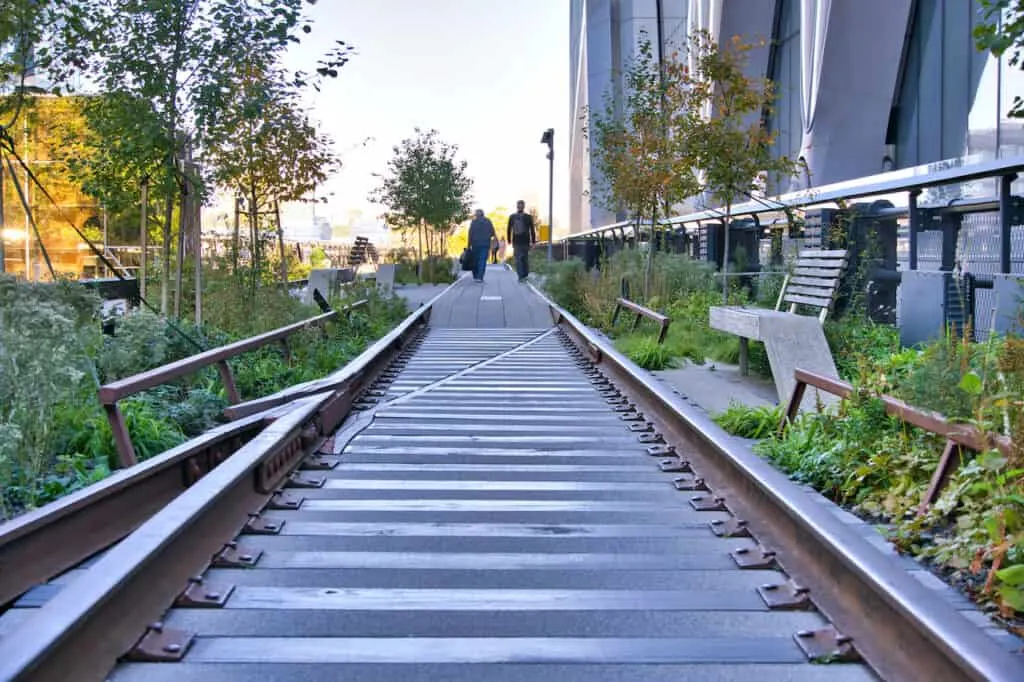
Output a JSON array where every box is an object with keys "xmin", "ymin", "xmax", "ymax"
[
  {"xmin": 798, "ymin": 249, "xmax": 847, "ymax": 259},
  {"xmin": 794, "ymin": 266, "xmax": 845, "ymax": 279},
  {"xmin": 786, "ymin": 284, "xmax": 835, "ymax": 298},
  {"xmin": 616, "ymin": 297, "xmax": 668, "ymax": 323},
  {"xmin": 795, "ymin": 257, "xmax": 847, "ymax": 269},
  {"xmin": 790, "ymin": 275, "xmax": 839, "ymax": 289},
  {"xmin": 784, "ymin": 292, "xmax": 833, "ymax": 309}
]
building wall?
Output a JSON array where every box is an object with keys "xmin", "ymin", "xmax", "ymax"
[{"xmin": 571, "ymin": 0, "xmax": 1024, "ymax": 232}]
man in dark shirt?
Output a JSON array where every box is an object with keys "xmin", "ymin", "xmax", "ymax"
[
  {"xmin": 506, "ymin": 200, "xmax": 536, "ymax": 283},
  {"xmin": 467, "ymin": 209, "xmax": 496, "ymax": 282}
]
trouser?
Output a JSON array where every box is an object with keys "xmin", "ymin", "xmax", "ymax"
[
  {"xmin": 491, "ymin": 248, "xmax": 499, "ymax": 264},
  {"xmin": 514, "ymin": 247, "xmax": 530, "ymax": 280},
  {"xmin": 472, "ymin": 244, "xmax": 489, "ymax": 280}
]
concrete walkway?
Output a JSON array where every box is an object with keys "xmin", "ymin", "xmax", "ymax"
[{"xmin": 408, "ymin": 265, "xmax": 552, "ymax": 329}]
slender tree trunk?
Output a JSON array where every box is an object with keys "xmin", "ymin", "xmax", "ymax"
[
  {"xmin": 193, "ymin": 170, "xmax": 202, "ymax": 326},
  {"xmin": 0, "ymin": 161, "xmax": 6, "ymax": 274},
  {"xmin": 160, "ymin": 192, "xmax": 173, "ymax": 315},
  {"xmin": 721, "ymin": 202, "xmax": 731, "ymax": 304},
  {"xmin": 173, "ymin": 181, "xmax": 186, "ymax": 318},
  {"xmin": 644, "ymin": 203, "xmax": 657, "ymax": 300},
  {"xmin": 416, "ymin": 220, "xmax": 424, "ymax": 282},
  {"xmin": 232, "ymin": 195, "xmax": 240, "ymax": 274},
  {"xmin": 275, "ymin": 199, "xmax": 287, "ymax": 289},
  {"xmin": 139, "ymin": 179, "xmax": 148, "ymax": 300},
  {"xmin": 249, "ymin": 185, "xmax": 259, "ymax": 291}
]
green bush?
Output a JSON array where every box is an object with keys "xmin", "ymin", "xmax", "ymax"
[{"xmin": 0, "ymin": 273, "xmax": 411, "ymax": 520}]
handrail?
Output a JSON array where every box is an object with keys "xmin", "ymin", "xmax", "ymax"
[
  {"xmin": 565, "ymin": 155, "xmax": 1024, "ymax": 240},
  {"xmin": 781, "ymin": 367, "xmax": 1015, "ymax": 513},
  {"xmin": 611, "ymin": 297, "xmax": 671, "ymax": 344},
  {"xmin": 99, "ymin": 299, "xmax": 367, "ymax": 467}
]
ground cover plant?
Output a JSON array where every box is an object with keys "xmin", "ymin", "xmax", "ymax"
[{"xmin": 0, "ymin": 272, "xmax": 409, "ymax": 520}]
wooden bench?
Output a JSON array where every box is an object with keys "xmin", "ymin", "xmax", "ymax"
[
  {"xmin": 612, "ymin": 298, "xmax": 671, "ymax": 344},
  {"xmin": 709, "ymin": 249, "xmax": 848, "ymax": 409}
]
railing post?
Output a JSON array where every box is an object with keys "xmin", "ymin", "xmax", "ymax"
[
  {"xmin": 215, "ymin": 360, "xmax": 241, "ymax": 404},
  {"xmin": 919, "ymin": 439, "xmax": 963, "ymax": 515},
  {"xmin": 104, "ymin": 402, "xmax": 137, "ymax": 468},
  {"xmin": 779, "ymin": 377, "xmax": 807, "ymax": 437},
  {"xmin": 657, "ymin": 320, "xmax": 669, "ymax": 345}
]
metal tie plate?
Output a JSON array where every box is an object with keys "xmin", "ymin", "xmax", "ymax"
[
  {"xmin": 689, "ymin": 495, "xmax": 728, "ymax": 512},
  {"xmin": 673, "ymin": 474, "xmax": 708, "ymax": 491},
  {"xmin": 710, "ymin": 518, "xmax": 750, "ymax": 537},
  {"xmin": 124, "ymin": 623, "xmax": 194, "ymax": 662},
  {"xmin": 175, "ymin": 577, "xmax": 235, "ymax": 608},
  {"xmin": 758, "ymin": 580, "xmax": 813, "ymax": 610},
  {"xmin": 212, "ymin": 543, "xmax": 262, "ymax": 568},
  {"xmin": 794, "ymin": 626, "xmax": 861, "ymax": 663},
  {"xmin": 731, "ymin": 545, "xmax": 777, "ymax": 569},
  {"xmin": 285, "ymin": 472, "xmax": 326, "ymax": 489}
]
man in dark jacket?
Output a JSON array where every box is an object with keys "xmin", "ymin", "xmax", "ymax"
[
  {"xmin": 506, "ymin": 200, "xmax": 536, "ymax": 282},
  {"xmin": 467, "ymin": 209, "xmax": 496, "ymax": 282}
]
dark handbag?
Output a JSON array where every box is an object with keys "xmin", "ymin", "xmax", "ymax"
[{"xmin": 460, "ymin": 248, "xmax": 473, "ymax": 271}]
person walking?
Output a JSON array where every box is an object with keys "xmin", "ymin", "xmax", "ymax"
[
  {"xmin": 467, "ymin": 209, "xmax": 496, "ymax": 283},
  {"xmin": 490, "ymin": 234, "xmax": 500, "ymax": 264},
  {"xmin": 506, "ymin": 200, "xmax": 536, "ymax": 282}
]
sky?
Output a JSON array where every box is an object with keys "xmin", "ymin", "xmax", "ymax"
[{"xmin": 281, "ymin": 0, "xmax": 570, "ymax": 232}]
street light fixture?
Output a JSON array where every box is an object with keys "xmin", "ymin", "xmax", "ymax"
[{"xmin": 540, "ymin": 128, "xmax": 554, "ymax": 262}]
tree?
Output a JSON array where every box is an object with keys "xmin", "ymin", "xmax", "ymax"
[
  {"xmin": 205, "ymin": 57, "xmax": 341, "ymax": 289},
  {"xmin": 370, "ymin": 128, "xmax": 474, "ymax": 279},
  {"xmin": 586, "ymin": 31, "xmax": 703, "ymax": 296},
  {"xmin": 976, "ymin": 0, "xmax": 1024, "ymax": 117},
  {"xmin": 20, "ymin": 0, "xmax": 349, "ymax": 314},
  {"xmin": 684, "ymin": 31, "xmax": 800, "ymax": 303}
]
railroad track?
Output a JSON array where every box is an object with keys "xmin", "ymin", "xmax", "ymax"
[{"xmin": 1, "ymin": 282, "xmax": 1022, "ymax": 681}]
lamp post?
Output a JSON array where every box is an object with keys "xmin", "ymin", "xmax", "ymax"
[{"xmin": 540, "ymin": 128, "xmax": 554, "ymax": 262}]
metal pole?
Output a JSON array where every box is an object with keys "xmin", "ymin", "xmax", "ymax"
[
  {"xmin": 23, "ymin": 115, "xmax": 30, "ymax": 280},
  {"xmin": 194, "ymin": 162, "xmax": 202, "ymax": 326},
  {"xmin": 547, "ymin": 141, "xmax": 554, "ymax": 262},
  {"xmin": 140, "ymin": 179, "xmax": 148, "ymax": 300},
  {"xmin": 999, "ymin": 173, "xmax": 1016, "ymax": 274},
  {"xmin": 102, "ymin": 203, "xmax": 108, "ymax": 278},
  {"xmin": 0, "ymin": 158, "xmax": 5, "ymax": 274}
]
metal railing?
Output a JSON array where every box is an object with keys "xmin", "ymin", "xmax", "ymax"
[{"xmin": 99, "ymin": 299, "xmax": 367, "ymax": 467}]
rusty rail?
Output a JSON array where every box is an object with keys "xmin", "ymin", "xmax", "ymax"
[
  {"xmin": 611, "ymin": 297, "xmax": 671, "ymax": 344},
  {"xmin": 781, "ymin": 368, "xmax": 1015, "ymax": 513},
  {"xmin": 538, "ymin": 288, "xmax": 1024, "ymax": 682},
  {"xmin": 99, "ymin": 300, "xmax": 367, "ymax": 467},
  {"xmin": 0, "ymin": 408, "xmax": 281, "ymax": 608},
  {"xmin": 0, "ymin": 283, "xmax": 447, "ymax": 682}
]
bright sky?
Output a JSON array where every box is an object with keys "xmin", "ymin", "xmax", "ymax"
[{"xmin": 282, "ymin": 0, "xmax": 570, "ymax": 230}]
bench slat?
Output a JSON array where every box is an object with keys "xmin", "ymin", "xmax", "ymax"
[
  {"xmin": 784, "ymin": 292, "xmax": 834, "ymax": 309},
  {"xmin": 794, "ymin": 266, "xmax": 844, "ymax": 279},
  {"xmin": 786, "ymin": 284, "xmax": 836, "ymax": 298},
  {"xmin": 798, "ymin": 249, "xmax": 848, "ymax": 259},
  {"xmin": 790, "ymin": 275, "xmax": 839, "ymax": 289},
  {"xmin": 795, "ymin": 257, "xmax": 847, "ymax": 269}
]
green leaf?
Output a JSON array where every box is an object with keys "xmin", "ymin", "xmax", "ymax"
[
  {"xmin": 997, "ymin": 564, "xmax": 1024, "ymax": 587},
  {"xmin": 958, "ymin": 371, "xmax": 983, "ymax": 396}
]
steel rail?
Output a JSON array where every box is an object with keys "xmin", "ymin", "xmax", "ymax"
[
  {"xmin": 531, "ymin": 283, "xmax": 1024, "ymax": 682},
  {"xmin": 0, "ymin": 281, "xmax": 455, "ymax": 681},
  {"xmin": 0, "ymin": 394, "xmax": 333, "ymax": 682},
  {"xmin": 0, "ymin": 407, "xmax": 283, "ymax": 608},
  {"xmin": 4, "ymin": 275, "xmax": 1020, "ymax": 680}
]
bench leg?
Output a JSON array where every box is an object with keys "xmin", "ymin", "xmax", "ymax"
[{"xmin": 738, "ymin": 337, "xmax": 749, "ymax": 376}]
